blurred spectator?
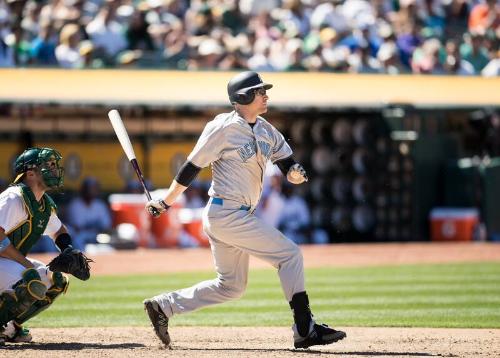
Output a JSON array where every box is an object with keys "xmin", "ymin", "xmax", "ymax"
[
  {"xmin": 459, "ymin": 31, "xmax": 490, "ymax": 73},
  {"xmin": 30, "ymin": 18, "xmax": 58, "ymax": 65},
  {"xmin": 468, "ymin": 0, "xmax": 500, "ymax": 35},
  {"xmin": 85, "ymin": 0, "xmax": 127, "ymax": 64},
  {"xmin": 256, "ymin": 164, "xmax": 285, "ymax": 228},
  {"xmin": 55, "ymin": 23, "xmax": 89, "ymax": 68},
  {"xmin": 378, "ymin": 41, "xmax": 406, "ymax": 74},
  {"xmin": 348, "ymin": 43, "xmax": 380, "ymax": 73},
  {"xmin": 183, "ymin": 181, "xmax": 205, "ymax": 208},
  {"xmin": 411, "ymin": 38, "xmax": 446, "ymax": 74},
  {"xmin": 482, "ymin": 49, "xmax": 500, "ymax": 77},
  {"xmin": 277, "ymin": 181, "xmax": 311, "ymax": 245},
  {"xmin": 443, "ymin": 39, "xmax": 475, "ymax": 75},
  {"xmin": 396, "ymin": 21, "xmax": 422, "ymax": 68},
  {"xmin": 67, "ymin": 176, "xmax": 112, "ymax": 251},
  {"xmin": 126, "ymin": 5, "xmax": 155, "ymax": 52},
  {"xmin": 0, "ymin": 5, "xmax": 14, "ymax": 67}
]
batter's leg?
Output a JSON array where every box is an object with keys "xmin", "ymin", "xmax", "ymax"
[{"xmin": 152, "ymin": 236, "xmax": 249, "ymax": 317}]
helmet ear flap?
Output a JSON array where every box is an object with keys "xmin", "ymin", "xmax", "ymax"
[{"xmin": 235, "ymin": 91, "xmax": 255, "ymax": 105}]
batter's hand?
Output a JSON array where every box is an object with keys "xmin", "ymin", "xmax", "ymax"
[
  {"xmin": 287, "ymin": 163, "xmax": 308, "ymax": 184},
  {"xmin": 146, "ymin": 199, "xmax": 170, "ymax": 217}
]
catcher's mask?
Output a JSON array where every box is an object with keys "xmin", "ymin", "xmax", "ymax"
[
  {"xmin": 13, "ymin": 147, "xmax": 64, "ymax": 189},
  {"xmin": 227, "ymin": 71, "xmax": 273, "ymax": 105}
]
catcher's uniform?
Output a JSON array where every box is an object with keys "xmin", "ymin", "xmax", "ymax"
[
  {"xmin": 153, "ymin": 111, "xmax": 305, "ymax": 317},
  {"xmin": 0, "ymin": 184, "xmax": 62, "ymax": 291}
]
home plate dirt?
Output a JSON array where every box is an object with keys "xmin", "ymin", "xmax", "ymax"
[
  {"xmin": 4, "ymin": 242, "xmax": 499, "ymax": 357},
  {"xmin": 1, "ymin": 326, "xmax": 499, "ymax": 357}
]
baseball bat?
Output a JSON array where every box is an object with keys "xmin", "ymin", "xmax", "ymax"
[{"xmin": 107, "ymin": 109, "xmax": 161, "ymax": 217}]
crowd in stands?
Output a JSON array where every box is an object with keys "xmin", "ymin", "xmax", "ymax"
[{"xmin": 0, "ymin": 0, "xmax": 498, "ymax": 75}]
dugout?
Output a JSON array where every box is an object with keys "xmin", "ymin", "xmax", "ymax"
[{"xmin": 0, "ymin": 69, "xmax": 499, "ymax": 243}]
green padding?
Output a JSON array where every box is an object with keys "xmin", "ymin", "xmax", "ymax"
[
  {"xmin": 21, "ymin": 268, "xmax": 41, "ymax": 283},
  {"xmin": 0, "ymin": 292, "xmax": 17, "ymax": 326}
]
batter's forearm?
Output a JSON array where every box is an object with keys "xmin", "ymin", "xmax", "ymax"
[{"xmin": 163, "ymin": 180, "xmax": 188, "ymax": 206}]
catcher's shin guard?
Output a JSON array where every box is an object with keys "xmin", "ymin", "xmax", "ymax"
[
  {"xmin": 7, "ymin": 269, "xmax": 47, "ymax": 321},
  {"xmin": 15, "ymin": 272, "xmax": 69, "ymax": 325},
  {"xmin": 289, "ymin": 291, "xmax": 312, "ymax": 337},
  {"xmin": 0, "ymin": 291, "xmax": 17, "ymax": 326}
]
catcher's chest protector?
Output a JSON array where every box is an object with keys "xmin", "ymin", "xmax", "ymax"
[{"xmin": 7, "ymin": 184, "xmax": 56, "ymax": 256}]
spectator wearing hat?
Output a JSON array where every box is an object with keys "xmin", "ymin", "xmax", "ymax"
[{"xmin": 55, "ymin": 23, "xmax": 86, "ymax": 68}]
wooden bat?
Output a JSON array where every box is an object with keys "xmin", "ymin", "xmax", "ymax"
[{"xmin": 107, "ymin": 109, "xmax": 160, "ymax": 217}]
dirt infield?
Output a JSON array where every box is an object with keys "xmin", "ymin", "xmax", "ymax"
[{"xmin": 3, "ymin": 242, "xmax": 500, "ymax": 357}]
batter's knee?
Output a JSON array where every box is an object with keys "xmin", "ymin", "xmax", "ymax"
[
  {"xmin": 285, "ymin": 241, "xmax": 303, "ymax": 266},
  {"xmin": 216, "ymin": 278, "xmax": 247, "ymax": 300}
]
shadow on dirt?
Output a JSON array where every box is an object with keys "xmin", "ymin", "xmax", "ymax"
[
  {"xmin": 175, "ymin": 347, "xmax": 454, "ymax": 357},
  {"xmin": 2, "ymin": 342, "xmax": 145, "ymax": 350}
]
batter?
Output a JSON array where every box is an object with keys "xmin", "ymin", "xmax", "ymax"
[{"xmin": 144, "ymin": 71, "xmax": 346, "ymax": 349}]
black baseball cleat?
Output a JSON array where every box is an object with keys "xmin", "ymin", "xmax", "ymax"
[
  {"xmin": 143, "ymin": 299, "xmax": 171, "ymax": 347},
  {"xmin": 293, "ymin": 322, "xmax": 346, "ymax": 349}
]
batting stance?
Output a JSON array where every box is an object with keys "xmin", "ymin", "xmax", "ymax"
[
  {"xmin": 0, "ymin": 147, "xmax": 91, "ymax": 345},
  {"xmin": 144, "ymin": 71, "xmax": 346, "ymax": 349}
]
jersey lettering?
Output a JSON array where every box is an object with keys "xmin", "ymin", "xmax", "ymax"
[
  {"xmin": 237, "ymin": 141, "xmax": 257, "ymax": 162},
  {"xmin": 258, "ymin": 141, "xmax": 271, "ymax": 159}
]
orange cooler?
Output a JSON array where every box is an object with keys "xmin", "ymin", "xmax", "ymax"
[
  {"xmin": 178, "ymin": 208, "xmax": 210, "ymax": 247},
  {"xmin": 430, "ymin": 208, "xmax": 479, "ymax": 241},
  {"xmin": 151, "ymin": 203, "xmax": 182, "ymax": 248},
  {"xmin": 109, "ymin": 193, "xmax": 152, "ymax": 247}
]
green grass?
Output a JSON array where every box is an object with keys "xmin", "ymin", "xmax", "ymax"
[{"xmin": 28, "ymin": 262, "xmax": 500, "ymax": 329}]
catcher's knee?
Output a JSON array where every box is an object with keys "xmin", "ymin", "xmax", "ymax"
[{"xmin": 15, "ymin": 268, "xmax": 48, "ymax": 301}]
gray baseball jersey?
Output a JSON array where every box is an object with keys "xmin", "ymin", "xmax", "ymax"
[
  {"xmin": 188, "ymin": 111, "xmax": 293, "ymax": 209},
  {"xmin": 152, "ymin": 110, "xmax": 305, "ymax": 319}
]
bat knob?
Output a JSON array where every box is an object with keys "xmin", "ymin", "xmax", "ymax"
[{"xmin": 148, "ymin": 206, "xmax": 162, "ymax": 218}]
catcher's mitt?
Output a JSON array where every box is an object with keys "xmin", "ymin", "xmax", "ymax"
[{"xmin": 48, "ymin": 247, "xmax": 93, "ymax": 281}]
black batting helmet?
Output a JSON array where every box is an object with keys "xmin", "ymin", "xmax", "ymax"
[{"xmin": 227, "ymin": 71, "xmax": 273, "ymax": 105}]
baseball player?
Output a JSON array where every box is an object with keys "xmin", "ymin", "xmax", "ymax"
[
  {"xmin": 0, "ymin": 147, "xmax": 89, "ymax": 345},
  {"xmin": 144, "ymin": 71, "xmax": 346, "ymax": 349}
]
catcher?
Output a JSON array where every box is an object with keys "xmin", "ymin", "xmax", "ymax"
[{"xmin": 0, "ymin": 147, "xmax": 92, "ymax": 345}]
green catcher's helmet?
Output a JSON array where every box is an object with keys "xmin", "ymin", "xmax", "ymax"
[{"xmin": 14, "ymin": 147, "xmax": 64, "ymax": 188}]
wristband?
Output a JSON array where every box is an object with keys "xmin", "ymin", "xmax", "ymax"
[
  {"xmin": 55, "ymin": 233, "xmax": 73, "ymax": 252},
  {"xmin": 0, "ymin": 237, "xmax": 11, "ymax": 252}
]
